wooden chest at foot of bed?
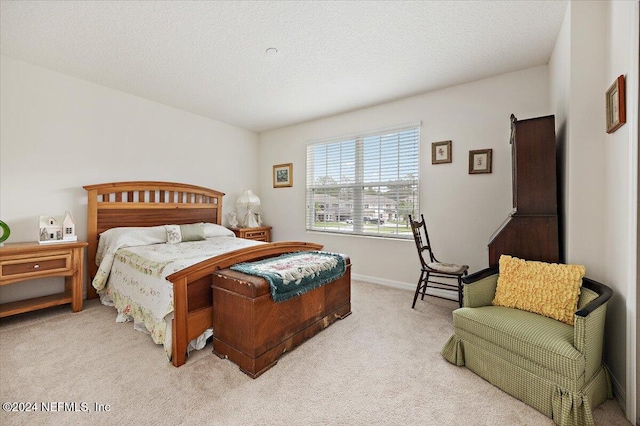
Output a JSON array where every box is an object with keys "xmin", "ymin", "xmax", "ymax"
[{"xmin": 211, "ymin": 259, "xmax": 351, "ymax": 378}]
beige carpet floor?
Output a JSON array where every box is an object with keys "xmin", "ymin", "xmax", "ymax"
[{"xmin": 0, "ymin": 280, "xmax": 630, "ymax": 426}]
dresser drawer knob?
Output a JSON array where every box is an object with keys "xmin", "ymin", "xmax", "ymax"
[{"xmin": 33, "ymin": 264, "xmax": 40, "ymax": 269}]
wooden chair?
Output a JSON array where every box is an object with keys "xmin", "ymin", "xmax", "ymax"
[{"xmin": 409, "ymin": 214, "xmax": 468, "ymax": 308}]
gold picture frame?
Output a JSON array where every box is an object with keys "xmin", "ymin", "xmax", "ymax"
[
  {"xmin": 606, "ymin": 75, "xmax": 626, "ymax": 134},
  {"xmin": 273, "ymin": 163, "xmax": 293, "ymax": 188},
  {"xmin": 468, "ymin": 149, "xmax": 492, "ymax": 174},
  {"xmin": 432, "ymin": 140, "xmax": 452, "ymax": 164}
]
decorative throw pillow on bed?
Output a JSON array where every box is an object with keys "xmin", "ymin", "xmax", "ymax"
[
  {"xmin": 492, "ymin": 255, "xmax": 585, "ymax": 325},
  {"xmin": 165, "ymin": 223, "xmax": 207, "ymax": 244},
  {"xmin": 165, "ymin": 225, "xmax": 182, "ymax": 244},
  {"xmin": 179, "ymin": 223, "xmax": 206, "ymax": 242}
]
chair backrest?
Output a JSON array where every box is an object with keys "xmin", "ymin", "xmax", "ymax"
[{"xmin": 408, "ymin": 214, "xmax": 436, "ymax": 266}]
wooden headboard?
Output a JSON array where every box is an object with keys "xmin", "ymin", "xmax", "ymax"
[{"xmin": 83, "ymin": 181, "xmax": 224, "ymax": 299}]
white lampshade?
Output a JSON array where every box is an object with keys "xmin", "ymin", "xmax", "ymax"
[{"xmin": 235, "ymin": 190, "xmax": 261, "ymax": 227}]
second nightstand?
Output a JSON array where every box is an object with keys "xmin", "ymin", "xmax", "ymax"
[{"xmin": 229, "ymin": 226, "xmax": 272, "ymax": 242}]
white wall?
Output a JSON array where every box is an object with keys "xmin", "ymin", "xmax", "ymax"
[
  {"xmin": 549, "ymin": 2, "xmax": 571, "ymax": 263},
  {"xmin": 0, "ymin": 55, "xmax": 259, "ymax": 303},
  {"xmin": 548, "ymin": 1, "xmax": 638, "ymax": 421},
  {"xmin": 605, "ymin": 2, "xmax": 638, "ymax": 421},
  {"xmin": 258, "ymin": 66, "xmax": 550, "ymax": 289}
]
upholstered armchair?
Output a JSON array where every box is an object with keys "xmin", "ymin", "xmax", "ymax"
[{"xmin": 441, "ymin": 260, "xmax": 613, "ymax": 426}]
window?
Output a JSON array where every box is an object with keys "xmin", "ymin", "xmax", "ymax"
[{"xmin": 306, "ymin": 123, "xmax": 420, "ymax": 239}]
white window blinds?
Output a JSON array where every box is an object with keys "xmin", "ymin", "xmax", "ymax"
[{"xmin": 306, "ymin": 123, "xmax": 420, "ymax": 238}]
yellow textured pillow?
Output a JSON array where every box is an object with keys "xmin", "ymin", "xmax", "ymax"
[{"xmin": 492, "ymin": 255, "xmax": 585, "ymax": 325}]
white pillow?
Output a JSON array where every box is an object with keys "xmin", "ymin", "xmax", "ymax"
[{"xmin": 203, "ymin": 223, "xmax": 235, "ymax": 238}]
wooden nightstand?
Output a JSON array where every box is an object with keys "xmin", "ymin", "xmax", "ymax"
[
  {"xmin": 0, "ymin": 241, "xmax": 88, "ymax": 317},
  {"xmin": 229, "ymin": 226, "xmax": 272, "ymax": 242}
]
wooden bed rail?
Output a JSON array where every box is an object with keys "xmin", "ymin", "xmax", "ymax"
[{"xmin": 166, "ymin": 241, "xmax": 324, "ymax": 283}]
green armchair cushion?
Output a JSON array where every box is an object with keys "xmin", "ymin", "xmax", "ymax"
[{"xmin": 453, "ymin": 306, "xmax": 584, "ymax": 380}]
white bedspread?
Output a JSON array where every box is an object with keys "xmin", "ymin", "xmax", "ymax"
[{"xmin": 93, "ymin": 224, "xmax": 263, "ymax": 359}]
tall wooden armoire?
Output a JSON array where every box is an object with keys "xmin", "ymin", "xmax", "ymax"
[{"xmin": 488, "ymin": 114, "xmax": 560, "ymax": 267}]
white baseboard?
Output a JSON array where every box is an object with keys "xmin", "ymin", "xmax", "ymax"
[
  {"xmin": 605, "ymin": 363, "xmax": 626, "ymax": 414},
  {"xmin": 352, "ymin": 273, "xmax": 459, "ymax": 302}
]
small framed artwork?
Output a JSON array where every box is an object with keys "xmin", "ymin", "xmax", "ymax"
[
  {"xmin": 273, "ymin": 163, "xmax": 293, "ymax": 188},
  {"xmin": 432, "ymin": 140, "xmax": 452, "ymax": 164},
  {"xmin": 469, "ymin": 149, "xmax": 492, "ymax": 174},
  {"xmin": 606, "ymin": 75, "xmax": 626, "ymax": 134}
]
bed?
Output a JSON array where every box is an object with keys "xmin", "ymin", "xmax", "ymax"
[{"xmin": 84, "ymin": 181, "xmax": 351, "ymax": 368}]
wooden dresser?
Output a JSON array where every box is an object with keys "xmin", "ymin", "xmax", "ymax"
[
  {"xmin": 488, "ymin": 114, "xmax": 560, "ymax": 267},
  {"xmin": 0, "ymin": 241, "xmax": 88, "ymax": 317},
  {"xmin": 229, "ymin": 226, "xmax": 271, "ymax": 242}
]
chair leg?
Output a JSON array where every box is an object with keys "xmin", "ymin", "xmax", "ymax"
[
  {"xmin": 412, "ymin": 270, "xmax": 426, "ymax": 309},
  {"xmin": 421, "ymin": 271, "xmax": 431, "ymax": 300},
  {"xmin": 457, "ymin": 276, "xmax": 463, "ymax": 308}
]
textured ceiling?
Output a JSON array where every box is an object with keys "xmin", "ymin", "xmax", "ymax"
[{"xmin": 0, "ymin": 1, "xmax": 568, "ymax": 133}]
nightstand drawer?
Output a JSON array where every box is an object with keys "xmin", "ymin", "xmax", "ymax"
[
  {"xmin": 244, "ymin": 230, "xmax": 267, "ymax": 239},
  {"xmin": 228, "ymin": 226, "xmax": 271, "ymax": 242},
  {"xmin": 1, "ymin": 253, "xmax": 71, "ymax": 281}
]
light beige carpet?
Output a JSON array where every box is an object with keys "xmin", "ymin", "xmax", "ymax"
[{"xmin": 0, "ymin": 281, "xmax": 629, "ymax": 426}]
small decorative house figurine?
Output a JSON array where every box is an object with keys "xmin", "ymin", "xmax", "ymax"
[
  {"xmin": 39, "ymin": 212, "xmax": 77, "ymax": 244},
  {"xmin": 62, "ymin": 211, "xmax": 76, "ymax": 240},
  {"xmin": 40, "ymin": 216, "xmax": 62, "ymax": 242}
]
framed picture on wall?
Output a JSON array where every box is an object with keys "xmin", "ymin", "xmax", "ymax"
[
  {"xmin": 606, "ymin": 75, "xmax": 626, "ymax": 134},
  {"xmin": 432, "ymin": 140, "xmax": 452, "ymax": 164},
  {"xmin": 273, "ymin": 163, "xmax": 293, "ymax": 188},
  {"xmin": 468, "ymin": 149, "xmax": 492, "ymax": 174}
]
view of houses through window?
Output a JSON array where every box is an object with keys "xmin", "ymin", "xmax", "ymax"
[{"xmin": 306, "ymin": 124, "xmax": 420, "ymax": 238}]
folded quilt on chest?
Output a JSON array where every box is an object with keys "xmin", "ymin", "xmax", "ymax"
[
  {"xmin": 453, "ymin": 306, "xmax": 585, "ymax": 380},
  {"xmin": 230, "ymin": 251, "xmax": 346, "ymax": 302}
]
